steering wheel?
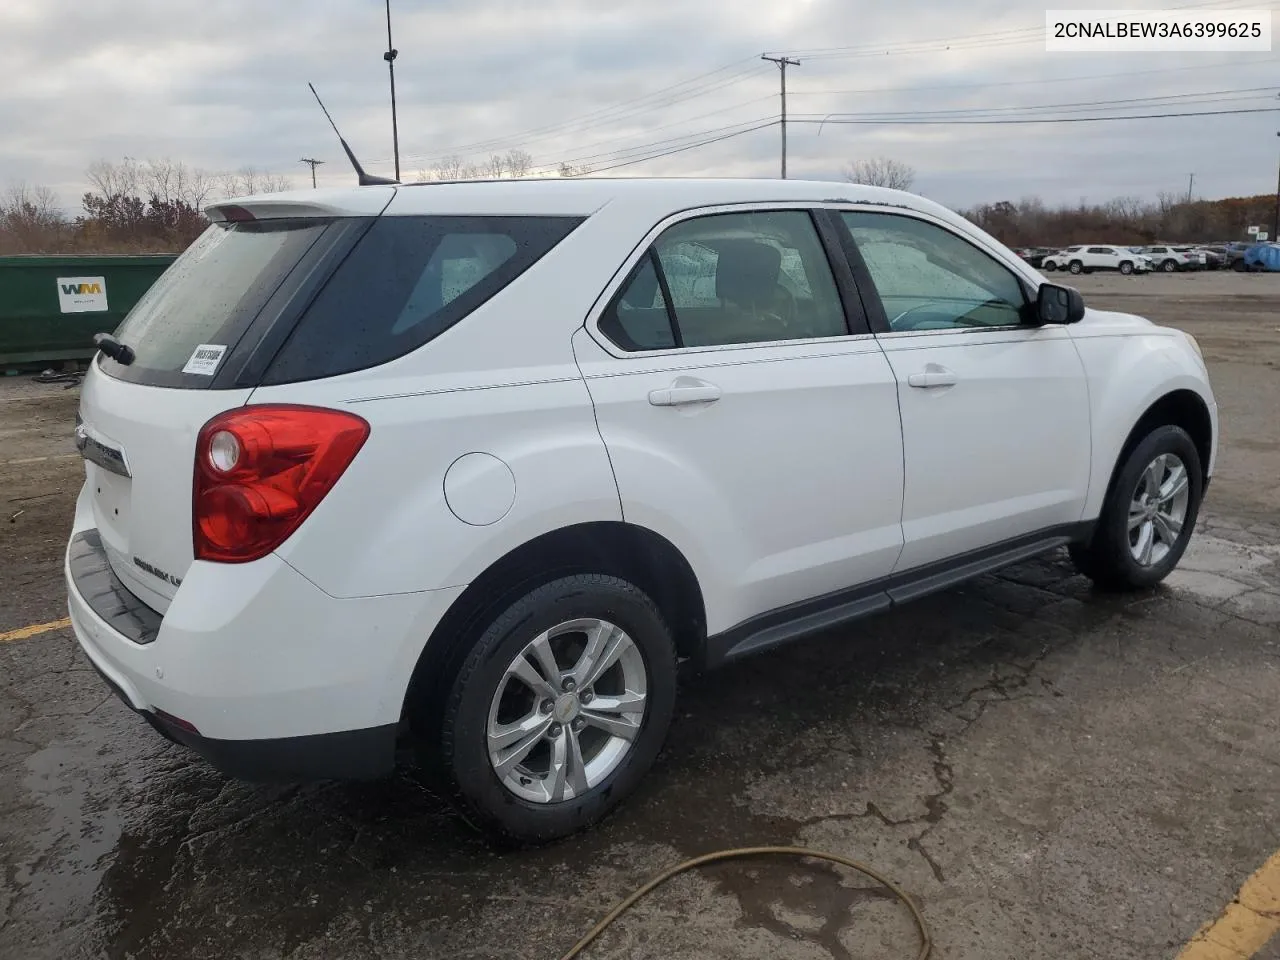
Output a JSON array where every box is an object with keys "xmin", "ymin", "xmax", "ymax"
[
  {"xmin": 953, "ymin": 298, "xmax": 1016, "ymax": 328},
  {"xmin": 889, "ymin": 302, "xmax": 946, "ymax": 330}
]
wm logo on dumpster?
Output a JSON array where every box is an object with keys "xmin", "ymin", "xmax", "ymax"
[{"xmin": 55, "ymin": 275, "xmax": 109, "ymax": 314}]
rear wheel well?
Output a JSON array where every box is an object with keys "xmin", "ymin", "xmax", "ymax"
[
  {"xmin": 402, "ymin": 522, "xmax": 705, "ymax": 732},
  {"xmin": 1106, "ymin": 390, "xmax": 1212, "ymax": 499}
]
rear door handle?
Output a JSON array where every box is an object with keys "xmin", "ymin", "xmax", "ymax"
[
  {"xmin": 648, "ymin": 380, "xmax": 722, "ymax": 406},
  {"xmin": 907, "ymin": 365, "xmax": 958, "ymax": 389}
]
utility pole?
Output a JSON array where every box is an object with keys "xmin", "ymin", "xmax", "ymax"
[
  {"xmin": 1186, "ymin": 172, "xmax": 1195, "ymax": 205},
  {"xmin": 762, "ymin": 54, "xmax": 801, "ymax": 179},
  {"xmin": 383, "ymin": 0, "xmax": 401, "ymax": 181},
  {"xmin": 299, "ymin": 157, "xmax": 324, "ymax": 188}
]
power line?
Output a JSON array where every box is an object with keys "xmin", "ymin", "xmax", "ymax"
[
  {"xmin": 383, "ymin": 57, "xmax": 764, "ymax": 166},
  {"xmin": 542, "ymin": 116, "xmax": 780, "ymax": 169},
  {"xmin": 530, "ymin": 94, "xmax": 778, "ymax": 167},
  {"xmin": 579, "ymin": 120, "xmax": 780, "ymax": 175},
  {"xmin": 788, "ymin": 57, "xmax": 1279, "ymax": 98},
  {"xmin": 797, "ymin": 86, "xmax": 1280, "ymax": 122},
  {"xmin": 795, "ymin": 106, "xmax": 1280, "ymax": 126}
]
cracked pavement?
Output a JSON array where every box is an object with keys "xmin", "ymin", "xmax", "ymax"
[{"xmin": 2, "ymin": 273, "xmax": 1280, "ymax": 959}]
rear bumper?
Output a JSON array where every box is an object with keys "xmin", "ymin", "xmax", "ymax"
[
  {"xmin": 79, "ymin": 646, "xmax": 397, "ymax": 780},
  {"xmin": 64, "ymin": 483, "xmax": 466, "ymax": 779}
]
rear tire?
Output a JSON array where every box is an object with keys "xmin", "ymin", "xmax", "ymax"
[
  {"xmin": 1070, "ymin": 425, "xmax": 1203, "ymax": 591},
  {"xmin": 1043, "ymin": 261, "xmax": 1057, "ymax": 272},
  {"xmin": 432, "ymin": 574, "xmax": 677, "ymax": 844},
  {"xmin": 1162, "ymin": 259, "xmax": 1178, "ymax": 273},
  {"xmin": 1069, "ymin": 260, "xmax": 1083, "ymax": 275}
]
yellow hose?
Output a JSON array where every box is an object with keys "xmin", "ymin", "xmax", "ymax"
[{"xmin": 558, "ymin": 845, "xmax": 932, "ymax": 960}]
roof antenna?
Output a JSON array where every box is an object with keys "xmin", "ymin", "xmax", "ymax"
[{"xmin": 308, "ymin": 82, "xmax": 399, "ymax": 186}]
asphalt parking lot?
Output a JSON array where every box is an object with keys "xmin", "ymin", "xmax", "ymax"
[{"xmin": 2, "ymin": 270, "xmax": 1280, "ymax": 960}]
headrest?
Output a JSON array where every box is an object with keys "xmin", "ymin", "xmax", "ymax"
[{"xmin": 713, "ymin": 240, "xmax": 782, "ymax": 305}]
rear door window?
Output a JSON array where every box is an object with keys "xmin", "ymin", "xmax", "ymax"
[
  {"xmin": 262, "ymin": 215, "xmax": 582, "ymax": 383},
  {"xmin": 599, "ymin": 210, "xmax": 849, "ymax": 351}
]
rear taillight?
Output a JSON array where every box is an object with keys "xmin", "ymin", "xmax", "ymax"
[{"xmin": 193, "ymin": 405, "xmax": 369, "ymax": 563}]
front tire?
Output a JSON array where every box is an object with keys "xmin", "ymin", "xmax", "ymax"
[
  {"xmin": 435, "ymin": 575, "xmax": 677, "ymax": 844},
  {"xmin": 1070, "ymin": 425, "xmax": 1203, "ymax": 591},
  {"xmin": 1119, "ymin": 261, "xmax": 1134, "ymax": 275},
  {"xmin": 1043, "ymin": 261, "xmax": 1057, "ymax": 272},
  {"xmin": 1069, "ymin": 260, "xmax": 1083, "ymax": 275},
  {"xmin": 1162, "ymin": 259, "xmax": 1178, "ymax": 273}
]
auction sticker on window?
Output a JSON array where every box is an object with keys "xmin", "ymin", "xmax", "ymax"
[
  {"xmin": 56, "ymin": 276, "xmax": 108, "ymax": 313},
  {"xmin": 181, "ymin": 344, "xmax": 228, "ymax": 376}
]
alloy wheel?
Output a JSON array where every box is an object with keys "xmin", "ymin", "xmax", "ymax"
[
  {"xmin": 486, "ymin": 618, "xmax": 648, "ymax": 804},
  {"xmin": 1127, "ymin": 453, "xmax": 1190, "ymax": 566}
]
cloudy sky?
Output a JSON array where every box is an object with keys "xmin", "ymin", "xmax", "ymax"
[{"xmin": 2, "ymin": 0, "xmax": 1277, "ymax": 212}]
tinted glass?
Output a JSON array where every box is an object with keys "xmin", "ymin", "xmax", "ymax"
[
  {"xmin": 841, "ymin": 212, "xmax": 1027, "ymax": 331},
  {"xmin": 601, "ymin": 210, "xmax": 847, "ymax": 352},
  {"xmin": 100, "ymin": 219, "xmax": 333, "ymax": 387},
  {"xmin": 264, "ymin": 215, "xmax": 582, "ymax": 383},
  {"xmin": 598, "ymin": 254, "xmax": 676, "ymax": 350},
  {"xmin": 656, "ymin": 211, "xmax": 846, "ymax": 346}
]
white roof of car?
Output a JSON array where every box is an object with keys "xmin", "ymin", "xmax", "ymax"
[{"xmin": 211, "ymin": 177, "xmax": 948, "ymax": 221}]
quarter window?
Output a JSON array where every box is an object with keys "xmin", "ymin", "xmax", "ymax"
[
  {"xmin": 599, "ymin": 210, "xmax": 848, "ymax": 351},
  {"xmin": 840, "ymin": 212, "xmax": 1028, "ymax": 331}
]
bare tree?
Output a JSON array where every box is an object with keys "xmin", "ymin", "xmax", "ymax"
[
  {"xmin": 486, "ymin": 154, "xmax": 507, "ymax": 179},
  {"xmin": 218, "ymin": 167, "xmax": 292, "ymax": 198},
  {"xmin": 503, "ymin": 149, "xmax": 533, "ymax": 179},
  {"xmin": 433, "ymin": 156, "xmax": 466, "ymax": 181},
  {"xmin": 843, "ymin": 157, "xmax": 915, "ymax": 191},
  {"xmin": 142, "ymin": 158, "xmax": 217, "ymax": 208},
  {"xmin": 86, "ymin": 157, "xmax": 142, "ymax": 199},
  {"xmin": 0, "ymin": 183, "xmax": 65, "ymax": 251},
  {"xmin": 556, "ymin": 162, "xmax": 592, "ymax": 178}
]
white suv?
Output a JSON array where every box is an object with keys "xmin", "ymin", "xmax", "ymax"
[
  {"xmin": 66, "ymin": 179, "xmax": 1217, "ymax": 842},
  {"xmin": 1054, "ymin": 245, "xmax": 1151, "ymax": 275},
  {"xmin": 1146, "ymin": 245, "xmax": 1206, "ymax": 272}
]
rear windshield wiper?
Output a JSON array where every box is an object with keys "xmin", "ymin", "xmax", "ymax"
[{"xmin": 93, "ymin": 333, "xmax": 136, "ymax": 366}]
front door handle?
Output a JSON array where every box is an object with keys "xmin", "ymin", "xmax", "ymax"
[
  {"xmin": 648, "ymin": 379, "xmax": 722, "ymax": 406},
  {"xmin": 907, "ymin": 364, "xmax": 958, "ymax": 389}
]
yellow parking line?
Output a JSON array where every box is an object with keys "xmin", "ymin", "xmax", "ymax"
[
  {"xmin": 0, "ymin": 618, "xmax": 71, "ymax": 644},
  {"xmin": 1177, "ymin": 850, "xmax": 1280, "ymax": 959}
]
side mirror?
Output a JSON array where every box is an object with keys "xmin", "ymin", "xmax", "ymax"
[{"xmin": 1034, "ymin": 282, "xmax": 1085, "ymax": 325}]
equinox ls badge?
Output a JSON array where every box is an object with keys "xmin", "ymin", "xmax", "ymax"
[{"xmin": 134, "ymin": 556, "xmax": 182, "ymax": 588}]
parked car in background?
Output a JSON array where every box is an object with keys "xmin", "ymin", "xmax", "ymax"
[
  {"xmin": 1016, "ymin": 248, "xmax": 1049, "ymax": 268},
  {"xmin": 65, "ymin": 178, "xmax": 1217, "ymax": 842},
  {"xmin": 1041, "ymin": 246, "xmax": 1083, "ymax": 271},
  {"xmin": 1197, "ymin": 246, "xmax": 1226, "ymax": 270},
  {"xmin": 1144, "ymin": 245, "xmax": 1204, "ymax": 273},
  {"xmin": 1056, "ymin": 245, "xmax": 1151, "ymax": 275}
]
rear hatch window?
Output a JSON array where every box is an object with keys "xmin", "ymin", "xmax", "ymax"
[
  {"xmin": 261, "ymin": 215, "xmax": 582, "ymax": 384},
  {"xmin": 99, "ymin": 219, "xmax": 344, "ymax": 388}
]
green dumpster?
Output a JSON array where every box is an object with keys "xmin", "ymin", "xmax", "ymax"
[{"xmin": 0, "ymin": 254, "xmax": 176, "ymax": 367}]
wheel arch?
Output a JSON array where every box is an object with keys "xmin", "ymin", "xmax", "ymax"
[
  {"xmin": 1096, "ymin": 388, "xmax": 1214, "ymax": 518},
  {"xmin": 402, "ymin": 521, "xmax": 706, "ymax": 730}
]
